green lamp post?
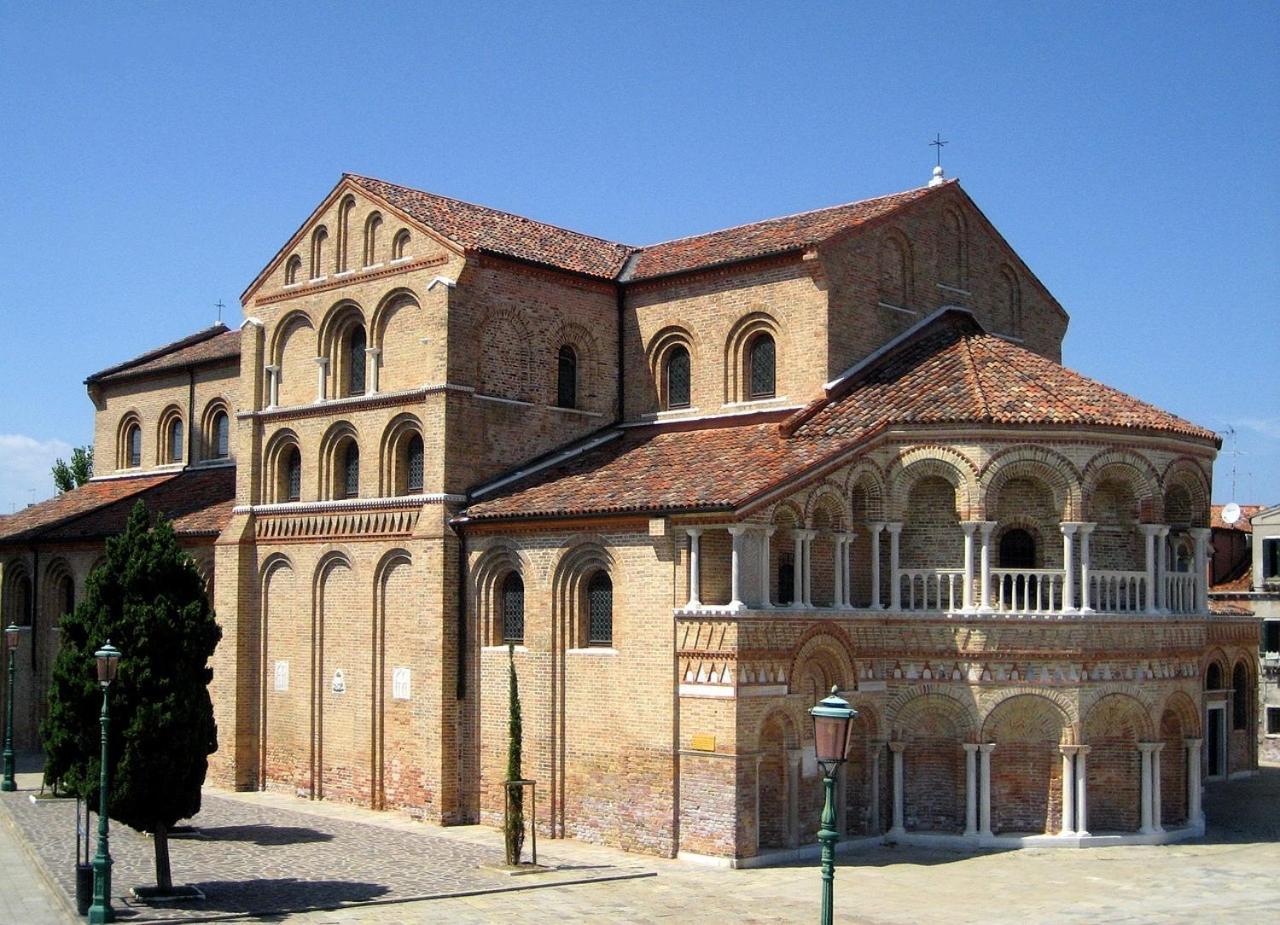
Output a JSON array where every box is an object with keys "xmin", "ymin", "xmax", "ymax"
[
  {"xmin": 88, "ymin": 640, "xmax": 121, "ymax": 925},
  {"xmin": 1, "ymin": 623, "xmax": 21, "ymax": 792},
  {"xmin": 810, "ymin": 685, "xmax": 857, "ymax": 925}
]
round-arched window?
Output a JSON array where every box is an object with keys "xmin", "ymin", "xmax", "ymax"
[
  {"xmin": 502, "ymin": 573, "xmax": 525, "ymax": 644},
  {"xmin": 665, "ymin": 345, "xmax": 691, "ymax": 409},
  {"xmin": 748, "ymin": 334, "xmax": 776, "ymax": 400}
]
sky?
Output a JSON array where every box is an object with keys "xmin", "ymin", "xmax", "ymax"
[{"xmin": 0, "ymin": 1, "xmax": 1276, "ymax": 513}]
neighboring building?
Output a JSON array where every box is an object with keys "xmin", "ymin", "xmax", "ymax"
[{"xmin": 0, "ymin": 169, "xmax": 1256, "ymax": 862}]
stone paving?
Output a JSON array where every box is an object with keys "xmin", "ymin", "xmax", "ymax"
[{"xmin": 3, "ymin": 753, "xmax": 1280, "ymax": 924}]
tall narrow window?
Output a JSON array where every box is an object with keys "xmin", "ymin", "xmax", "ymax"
[
  {"xmin": 1233, "ymin": 663, "xmax": 1249, "ymax": 730},
  {"xmin": 392, "ymin": 229, "xmax": 410, "ymax": 261},
  {"xmin": 502, "ymin": 573, "xmax": 525, "ymax": 644},
  {"xmin": 126, "ymin": 424, "xmax": 142, "ymax": 468},
  {"xmin": 347, "ymin": 326, "xmax": 367, "ymax": 396},
  {"xmin": 557, "ymin": 345, "xmax": 577, "ymax": 409},
  {"xmin": 336, "ymin": 196, "xmax": 355, "ymax": 273},
  {"xmin": 59, "ymin": 576, "xmax": 74, "ymax": 625},
  {"xmin": 665, "ymin": 345, "xmax": 691, "ymax": 409},
  {"xmin": 749, "ymin": 334, "xmax": 776, "ymax": 400},
  {"xmin": 405, "ymin": 434, "xmax": 424, "ymax": 494},
  {"xmin": 343, "ymin": 442, "xmax": 360, "ymax": 498},
  {"xmin": 285, "ymin": 255, "xmax": 302, "ymax": 285},
  {"xmin": 778, "ymin": 554, "xmax": 795, "ymax": 606},
  {"xmin": 310, "ymin": 226, "xmax": 328, "ymax": 279},
  {"xmin": 285, "ymin": 447, "xmax": 302, "ymax": 502},
  {"xmin": 212, "ymin": 411, "xmax": 230, "ymax": 459},
  {"xmin": 1263, "ymin": 538, "xmax": 1280, "ymax": 579},
  {"xmin": 364, "ymin": 213, "xmax": 382, "ymax": 267},
  {"xmin": 168, "ymin": 418, "xmax": 184, "ymax": 463},
  {"xmin": 587, "ymin": 571, "xmax": 612, "ymax": 646}
]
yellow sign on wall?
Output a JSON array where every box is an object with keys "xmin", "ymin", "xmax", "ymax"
[{"xmin": 690, "ymin": 733, "xmax": 716, "ymax": 752}]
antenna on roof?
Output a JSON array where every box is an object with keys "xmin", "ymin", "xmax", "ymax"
[
  {"xmin": 215, "ymin": 299, "xmax": 226, "ymax": 325},
  {"xmin": 929, "ymin": 133, "xmax": 949, "ymax": 187}
]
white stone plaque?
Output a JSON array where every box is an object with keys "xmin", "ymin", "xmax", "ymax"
[
  {"xmin": 331, "ymin": 668, "xmax": 346, "ymax": 694},
  {"xmin": 392, "ymin": 667, "xmax": 411, "ymax": 701},
  {"xmin": 273, "ymin": 660, "xmax": 289, "ymax": 692}
]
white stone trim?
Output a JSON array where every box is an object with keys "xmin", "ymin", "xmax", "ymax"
[
  {"xmin": 877, "ymin": 301, "xmax": 919, "ymax": 316},
  {"xmin": 427, "ymin": 275, "xmax": 456, "ymax": 290},
  {"xmin": 678, "ymin": 683, "xmax": 734, "ymax": 698},
  {"xmin": 624, "ymin": 403, "xmax": 803, "ymax": 428},
  {"xmin": 936, "ymin": 283, "xmax": 971, "ymax": 295},
  {"xmin": 235, "ymin": 494, "xmax": 461, "ymax": 515},
  {"xmin": 566, "ymin": 647, "xmax": 619, "ymax": 656}
]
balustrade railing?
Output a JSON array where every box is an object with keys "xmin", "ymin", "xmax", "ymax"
[
  {"xmin": 989, "ymin": 568, "xmax": 1066, "ymax": 613},
  {"xmin": 1089, "ymin": 570, "xmax": 1147, "ymax": 612},
  {"xmin": 896, "ymin": 568, "xmax": 965, "ymax": 611},
  {"xmin": 1164, "ymin": 572, "xmax": 1197, "ymax": 614}
]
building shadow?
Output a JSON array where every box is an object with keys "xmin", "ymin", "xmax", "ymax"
[
  {"xmin": 1199, "ymin": 764, "xmax": 1280, "ymax": 844},
  {"xmin": 127, "ymin": 877, "xmax": 391, "ymax": 921},
  {"xmin": 171, "ymin": 824, "xmax": 334, "ymax": 846}
]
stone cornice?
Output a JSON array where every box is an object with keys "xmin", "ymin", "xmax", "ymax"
[{"xmin": 254, "ymin": 253, "xmax": 449, "ymax": 307}]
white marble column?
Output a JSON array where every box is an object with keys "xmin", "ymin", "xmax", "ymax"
[
  {"xmin": 313, "ymin": 356, "xmax": 329, "ymax": 402},
  {"xmin": 759, "ymin": 526, "xmax": 774, "ymax": 609},
  {"xmin": 365, "ymin": 346, "xmax": 381, "ymax": 394},
  {"xmin": 790, "ymin": 529, "xmax": 807, "ymax": 609},
  {"xmin": 728, "ymin": 526, "xmax": 747, "ymax": 610},
  {"xmin": 869, "ymin": 522, "xmax": 885, "ymax": 610},
  {"xmin": 1138, "ymin": 743, "xmax": 1156, "ymax": 834},
  {"xmin": 1140, "ymin": 524, "xmax": 1161, "ymax": 614},
  {"xmin": 1155, "ymin": 525, "xmax": 1171, "ymax": 611},
  {"xmin": 685, "ymin": 528, "xmax": 703, "ymax": 609},
  {"xmin": 1190, "ymin": 527, "xmax": 1212, "ymax": 612},
  {"xmin": 960, "ymin": 521, "xmax": 979, "ymax": 612},
  {"xmin": 978, "ymin": 521, "xmax": 997, "ymax": 611},
  {"xmin": 1152, "ymin": 743, "xmax": 1165, "ymax": 833},
  {"xmin": 889, "ymin": 741, "xmax": 906, "ymax": 836},
  {"xmin": 1060, "ymin": 522, "xmax": 1079, "ymax": 612},
  {"xmin": 832, "ymin": 534, "xmax": 844, "ymax": 610},
  {"xmin": 887, "ymin": 522, "xmax": 903, "ymax": 610},
  {"xmin": 963, "ymin": 743, "xmax": 979, "ymax": 836},
  {"xmin": 1060, "ymin": 745, "xmax": 1077, "ymax": 835},
  {"xmin": 1185, "ymin": 737, "xmax": 1203, "ymax": 825},
  {"xmin": 979, "ymin": 743, "xmax": 996, "ymax": 837},
  {"xmin": 801, "ymin": 529, "xmax": 816, "ymax": 607},
  {"xmin": 265, "ymin": 364, "xmax": 280, "ymax": 408},
  {"xmin": 1075, "ymin": 745, "xmax": 1091, "ymax": 835},
  {"xmin": 869, "ymin": 741, "xmax": 884, "ymax": 834},
  {"xmin": 840, "ymin": 533, "xmax": 854, "ymax": 608},
  {"xmin": 1078, "ymin": 523, "xmax": 1096, "ymax": 613}
]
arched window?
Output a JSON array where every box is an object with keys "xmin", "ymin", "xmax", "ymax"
[
  {"xmin": 1205, "ymin": 662, "xmax": 1223, "ymax": 690},
  {"xmin": 748, "ymin": 334, "xmax": 776, "ymax": 400},
  {"xmin": 211, "ymin": 410, "xmax": 230, "ymax": 459},
  {"xmin": 391, "ymin": 229, "xmax": 411, "ymax": 261},
  {"xmin": 126, "ymin": 422, "xmax": 142, "ymax": 468},
  {"xmin": 310, "ymin": 226, "xmax": 328, "ymax": 279},
  {"xmin": 167, "ymin": 417, "xmax": 184, "ymax": 463},
  {"xmin": 557, "ymin": 345, "xmax": 577, "ymax": 409},
  {"xmin": 665, "ymin": 345, "xmax": 691, "ymax": 410},
  {"xmin": 342, "ymin": 442, "xmax": 360, "ymax": 499},
  {"xmin": 999, "ymin": 267, "xmax": 1021, "ymax": 337},
  {"xmin": 405, "ymin": 434, "xmax": 424, "ymax": 494},
  {"xmin": 1233, "ymin": 663, "xmax": 1249, "ymax": 730},
  {"xmin": 363, "ymin": 213, "xmax": 382, "ymax": 267},
  {"xmin": 285, "ymin": 254, "xmax": 302, "ymax": 285},
  {"xmin": 13, "ymin": 575, "xmax": 32, "ymax": 626},
  {"xmin": 879, "ymin": 236, "xmax": 911, "ymax": 306},
  {"xmin": 998, "ymin": 529, "xmax": 1037, "ymax": 568},
  {"xmin": 347, "ymin": 325, "xmax": 367, "ymax": 396},
  {"xmin": 587, "ymin": 571, "xmax": 613, "ymax": 646},
  {"xmin": 284, "ymin": 446, "xmax": 302, "ymax": 502},
  {"xmin": 336, "ymin": 196, "xmax": 355, "ymax": 273},
  {"xmin": 502, "ymin": 573, "xmax": 525, "ymax": 644},
  {"xmin": 58, "ymin": 575, "xmax": 74, "ymax": 625}
]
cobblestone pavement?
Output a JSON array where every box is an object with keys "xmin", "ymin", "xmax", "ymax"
[{"xmin": 4, "ymin": 754, "xmax": 1280, "ymax": 924}]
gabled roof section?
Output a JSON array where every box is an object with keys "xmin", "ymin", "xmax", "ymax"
[
  {"xmin": 347, "ymin": 174, "xmax": 635, "ymax": 280},
  {"xmin": 85, "ymin": 324, "xmax": 239, "ymax": 385},
  {"xmin": 464, "ymin": 309, "xmax": 1217, "ymax": 522}
]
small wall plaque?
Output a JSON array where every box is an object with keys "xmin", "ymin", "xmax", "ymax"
[
  {"xmin": 331, "ymin": 669, "xmax": 346, "ymax": 694},
  {"xmin": 690, "ymin": 733, "xmax": 716, "ymax": 752},
  {"xmin": 273, "ymin": 660, "xmax": 289, "ymax": 692},
  {"xmin": 392, "ymin": 667, "xmax": 411, "ymax": 701}
]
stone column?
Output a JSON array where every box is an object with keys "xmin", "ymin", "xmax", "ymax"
[
  {"xmin": 978, "ymin": 521, "xmax": 997, "ymax": 611},
  {"xmin": 869, "ymin": 522, "xmax": 885, "ymax": 610},
  {"xmin": 869, "ymin": 741, "xmax": 884, "ymax": 834},
  {"xmin": 728, "ymin": 526, "xmax": 747, "ymax": 610},
  {"xmin": 832, "ymin": 534, "xmax": 844, "ymax": 610},
  {"xmin": 1155, "ymin": 525, "xmax": 1171, "ymax": 611},
  {"xmin": 759, "ymin": 526, "xmax": 774, "ymax": 609},
  {"xmin": 1140, "ymin": 524, "xmax": 1162, "ymax": 614},
  {"xmin": 800, "ymin": 530, "xmax": 816, "ymax": 608},
  {"xmin": 887, "ymin": 522, "xmax": 904, "ymax": 610},
  {"xmin": 791, "ymin": 529, "xmax": 807, "ymax": 610},
  {"xmin": 1075, "ymin": 745, "xmax": 1091, "ymax": 835},
  {"xmin": 963, "ymin": 743, "xmax": 979, "ymax": 836},
  {"xmin": 841, "ymin": 533, "xmax": 854, "ymax": 608},
  {"xmin": 1185, "ymin": 737, "xmax": 1203, "ymax": 825},
  {"xmin": 1138, "ymin": 743, "xmax": 1156, "ymax": 834},
  {"xmin": 979, "ymin": 743, "xmax": 996, "ymax": 837},
  {"xmin": 889, "ymin": 741, "xmax": 906, "ymax": 836},
  {"xmin": 313, "ymin": 356, "xmax": 329, "ymax": 402},
  {"xmin": 1059, "ymin": 745, "xmax": 1077, "ymax": 835},
  {"xmin": 1152, "ymin": 743, "xmax": 1164, "ymax": 833},
  {"xmin": 1060, "ymin": 522, "xmax": 1079, "ymax": 612},
  {"xmin": 265, "ymin": 364, "xmax": 280, "ymax": 408},
  {"xmin": 365, "ymin": 347, "xmax": 381, "ymax": 394},
  {"xmin": 685, "ymin": 528, "xmax": 703, "ymax": 609},
  {"xmin": 1078, "ymin": 524, "xmax": 1096, "ymax": 613},
  {"xmin": 1190, "ymin": 527, "xmax": 1212, "ymax": 612},
  {"xmin": 960, "ymin": 521, "xmax": 979, "ymax": 612}
]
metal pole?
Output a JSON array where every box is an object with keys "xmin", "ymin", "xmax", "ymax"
[
  {"xmin": 818, "ymin": 771, "xmax": 838, "ymax": 925},
  {"xmin": 88, "ymin": 686, "xmax": 113, "ymax": 924},
  {"xmin": 1, "ymin": 644, "xmax": 15, "ymax": 791}
]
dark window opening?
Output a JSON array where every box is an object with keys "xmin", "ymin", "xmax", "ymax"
[
  {"xmin": 1265, "ymin": 538, "xmax": 1280, "ymax": 580},
  {"xmin": 127, "ymin": 425, "xmax": 142, "ymax": 468},
  {"xmin": 557, "ymin": 345, "xmax": 577, "ymax": 409},
  {"xmin": 778, "ymin": 554, "xmax": 795, "ymax": 606},
  {"xmin": 285, "ymin": 448, "xmax": 301, "ymax": 502},
  {"xmin": 405, "ymin": 435, "xmax": 424, "ymax": 494},
  {"xmin": 212, "ymin": 411, "xmax": 230, "ymax": 459},
  {"xmin": 1232, "ymin": 663, "xmax": 1249, "ymax": 730},
  {"xmin": 502, "ymin": 573, "xmax": 525, "ymax": 644},
  {"xmin": 348, "ymin": 326, "xmax": 367, "ymax": 396},
  {"xmin": 587, "ymin": 571, "xmax": 612, "ymax": 645},
  {"xmin": 169, "ymin": 419, "xmax": 184, "ymax": 462},
  {"xmin": 666, "ymin": 346, "xmax": 690, "ymax": 409},
  {"xmin": 749, "ymin": 334, "xmax": 776, "ymax": 400},
  {"xmin": 998, "ymin": 529, "xmax": 1037, "ymax": 569},
  {"xmin": 1263, "ymin": 620, "xmax": 1280, "ymax": 654},
  {"xmin": 342, "ymin": 443, "xmax": 360, "ymax": 499},
  {"xmin": 1206, "ymin": 662, "xmax": 1223, "ymax": 690},
  {"xmin": 1267, "ymin": 708, "xmax": 1280, "ymax": 736}
]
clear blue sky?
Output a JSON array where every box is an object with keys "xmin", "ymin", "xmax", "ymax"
[{"xmin": 1, "ymin": 2, "xmax": 1276, "ymax": 512}]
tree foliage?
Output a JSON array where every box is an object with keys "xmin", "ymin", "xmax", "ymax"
[
  {"xmin": 42, "ymin": 501, "xmax": 221, "ymax": 890},
  {"xmin": 52, "ymin": 446, "xmax": 93, "ymax": 493},
  {"xmin": 504, "ymin": 643, "xmax": 525, "ymax": 865}
]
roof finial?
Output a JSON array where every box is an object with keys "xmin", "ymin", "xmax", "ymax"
[
  {"xmin": 215, "ymin": 299, "xmax": 226, "ymax": 325},
  {"xmin": 929, "ymin": 133, "xmax": 948, "ymax": 187}
]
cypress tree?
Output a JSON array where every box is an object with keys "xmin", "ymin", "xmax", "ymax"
[{"xmin": 504, "ymin": 642, "xmax": 525, "ymax": 865}]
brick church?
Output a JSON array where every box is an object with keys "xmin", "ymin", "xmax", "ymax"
[{"xmin": 0, "ymin": 167, "xmax": 1258, "ymax": 862}]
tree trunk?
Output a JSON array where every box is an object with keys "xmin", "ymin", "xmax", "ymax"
[{"xmin": 153, "ymin": 822, "xmax": 172, "ymax": 893}]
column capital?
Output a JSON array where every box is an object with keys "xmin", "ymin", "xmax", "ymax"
[
  {"xmin": 1138, "ymin": 523, "xmax": 1166, "ymax": 537},
  {"xmin": 264, "ymin": 363, "xmax": 280, "ymax": 373},
  {"xmin": 959, "ymin": 520, "xmax": 981, "ymax": 535},
  {"xmin": 1155, "ymin": 524, "xmax": 1171, "ymax": 538},
  {"xmin": 685, "ymin": 527, "xmax": 704, "ymax": 538},
  {"xmin": 1137, "ymin": 742, "xmax": 1159, "ymax": 754},
  {"xmin": 365, "ymin": 346, "xmax": 382, "ymax": 357},
  {"xmin": 885, "ymin": 521, "xmax": 904, "ymax": 535},
  {"xmin": 868, "ymin": 521, "xmax": 886, "ymax": 534},
  {"xmin": 1188, "ymin": 527, "xmax": 1212, "ymax": 541},
  {"xmin": 1059, "ymin": 744, "xmax": 1081, "ymax": 756},
  {"xmin": 1184, "ymin": 737, "xmax": 1203, "ymax": 748},
  {"xmin": 727, "ymin": 524, "xmax": 749, "ymax": 537},
  {"xmin": 962, "ymin": 742, "xmax": 980, "ymax": 753},
  {"xmin": 1152, "ymin": 742, "xmax": 1166, "ymax": 754},
  {"xmin": 313, "ymin": 355, "xmax": 329, "ymax": 367},
  {"xmin": 759, "ymin": 524, "xmax": 776, "ymax": 537},
  {"xmin": 979, "ymin": 742, "xmax": 997, "ymax": 754},
  {"xmin": 888, "ymin": 740, "xmax": 906, "ymax": 753},
  {"xmin": 977, "ymin": 520, "xmax": 998, "ymax": 538},
  {"xmin": 799, "ymin": 528, "xmax": 818, "ymax": 540},
  {"xmin": 1076, "ymin": 522, "xmax": 1097, "ymax": 536},
  {"xmin": 1059, "ymin": 521, "xmax": 1084, "ymax": 535}
]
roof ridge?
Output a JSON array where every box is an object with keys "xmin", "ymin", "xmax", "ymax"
[
  {"xmin": 960, "ymin": 334, "xmax": 993, "ymax": 421},
  {"xmin": 85, "ymin": 323, "xmax": 230, "ymax": 383},
  {"xmin": 968, "ymin": 336, "xmax": 1088, "ymax": 422}
]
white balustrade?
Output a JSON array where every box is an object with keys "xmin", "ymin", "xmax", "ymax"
[
  {"xmin": 1089, "ymin": 570, "xmax": 1147, "ymax": 612},
  {"xmin": 1164, "ymin": 572, "xmax": 1197, "ymax": 613},
  {"xmin": 988, "ymin": 568, "xmax": 1065, "ymax": 613},
  {"xmin": 894, "ymin": 568, "xmax": 965, "ymax": 611}
]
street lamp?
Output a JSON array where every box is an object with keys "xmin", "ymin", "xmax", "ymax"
[
  {"xmin": 88, "ymin": 640, "xmax": 121, "ymax": 925},
  {"xmin": 1, "ymin": 623, "xmax": 20, "ymax": 792},
  {"xmin": 810, "ymin": 685, "xmax": 857, "ymax": 925}
]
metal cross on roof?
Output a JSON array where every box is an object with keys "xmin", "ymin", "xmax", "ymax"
[
  {"xmin": 930, "ymin": 133, "xmax": 948, "ymax": 167},
  {"xmin": 215, "ymin": 299, "xmax": 226, "ymax": 324}
]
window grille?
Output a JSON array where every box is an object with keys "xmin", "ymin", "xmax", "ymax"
[
  {"xmin": 343, "ymin": 443, "xmax": 360, "ymax": 498},
  {"xmin": 213, "ymin": 412, "xmax": 229, "ymax": 458},
  {"xmin": 587, "ymin": 572, "xmax": 612, "ymax": 645},
  {"xmin": 557, "ymin": 345, "xmax": 577, "ymax": 409},
  {"xmin": 286, "ymin": 449, "xmax": 301, "ymax": 502},
  {"xmin": 405, "ymin": 435, "xmax": 424, "ymax": 493},
  {"xmin": 502, "ymin": 573, "xmax": 524, "ymax": 644},
  {"xmin": 348, "ymin": 327, "xmax": 366, "ymax": 396},
  {"xmin": 666, "ymin": 346, "xmax": 690, "ymax": 409},
  {"xmin": 127, "ymin": 425, "xmax": 142, "ymax": 468},
  {"xmin": 749, "ymin": 335, "xmax": 775, "ymax": 399},
  {"xmin": 169, "ymin": 419, "xmax": 184, "ymax": 462}
]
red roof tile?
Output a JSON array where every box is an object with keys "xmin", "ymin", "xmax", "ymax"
[
  {"xmin": 465, "ymin": 309, "xmax": 1218, "ymax": 522},
  {"xmin": 1210, "ymin": 504, "xmax": 1265, "ymax": 532},
  {"xmin": 0, "ymin": 474, "xmax": 173, "ymax": 544},
  {"xmin": 86, "ymin": 325, "xmax": 240, "ymax": 385}
]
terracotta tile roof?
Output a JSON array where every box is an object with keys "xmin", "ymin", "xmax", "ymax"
[
  {"xmin": 465, "ymin": 309, "xmax": 1218, "ymax": 522},
  {"xmin": 1208, "ymin": 598, "xmax": 1255, "ymax": 616},
  {"xmin": 1211, "ymin": 567, "xmax": 1255, "ymax": 593},
  {"xmin": 1211, "ymin": 504, "xmax": 1265, "ymax": 532},
  {"xmin": 0, "ymin": 468, "xmax": 235, "ymax": 546},
  {"xmin": 622, "ymin": 186, "xmax": 938, "ymax": 282},
  {"xmin": 347, "ymin": 174, "xmax": 634, "ymax": 280},
  {"xmin": 85, "ymin": 325, "xmax": 240, "ymax": 385}
]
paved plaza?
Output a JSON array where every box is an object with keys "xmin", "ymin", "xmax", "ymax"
[{"xmin": 2, "ymin": 753, "xmax": 1279, "ymax": 924}]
